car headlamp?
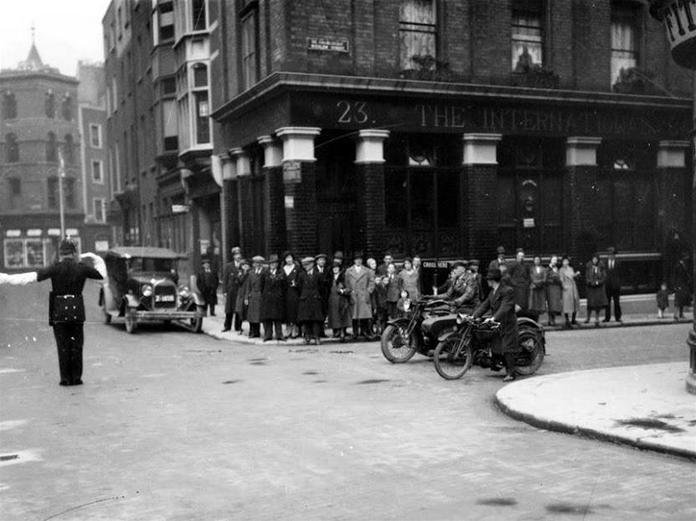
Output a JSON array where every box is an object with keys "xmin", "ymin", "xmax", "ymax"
[
  {"xmin": 141, "ymin": 284, "xmax": 153, "ymax": 297},
  {"xmin": 178, "ymin": 286, "xmax": 191, "ymax": 298}
]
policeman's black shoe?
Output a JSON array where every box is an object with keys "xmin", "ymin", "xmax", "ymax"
[
  {"xmin": 59, "ymin": 381, "xmax": 69, "ymax": 386},
  {"xmin": 73, "ymin": 379, "xmax": 83, "ymax": 386},
  {"xmin": 221, "ymin": 328, "xmax": 231, "ymax": 332},
  {"xmin": 262, "ymin": 338, "xmax": 272, "ymax": 342}
]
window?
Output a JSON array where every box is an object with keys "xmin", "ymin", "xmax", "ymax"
[
  {"xmin": 45, "ymin": 90, "xmax": 55, "ymax": 118},
  {"xmin": 161, "ymin": 76, "xmax": 176, "ymax": 95},
  {"xmin": 399, "ymin": 0, "xmax": 437, "ymax": 71},
  {"xmin": 2, "ymin": 91, "xmax": 17, "ymax": 119},
  {"xmin": 94, "ymin": 198, "xmax": 106, "ymax": 222},
  {"xmin": 158, "ymin": 1, "xmax": 175, "ymax": 43},
  {"xmin": 47, "ymin": 177, "xmax": 58, "ymax": 208},
  {"xmin": 611, "ymin": 2, "xmax": 641, "ymax": 87},
  {"xmin": 193, "ymin": 63, "xmax": 208, "ymax": 87},
  {"xmin": 192, "ymin": 0, "xmax": 207, "ymax": 31},
  {"xmin": 61, "ymin": 94, "xmax": 73, "ymax": 121},
  {"xmin": 8, "ymin": 177, "xmax": 20, "ymax": 209},
  {"xmin": 92, "ymin": 160, "xmax": 104, "ymax": 183},
  {"xmin": 511, "ymin": 0, "xmax": 544, "ymax": 71},
  {"xmin": 195, "ymin": 91, "xmax": 210, "ymax": 144},
  {"xmin": 5, "ymin": 133, "xmax": 19, "ymax": 162},
  {"xmin": 89, "ymin": 124, "xmax": 102, "ymax": 148},
  {"xmin": 64, "ymin": 178, "xmax": 75, "ymax": 209},
  {"xmin": 241, "ymin": 11, "xmax": 258, "ymax": 90},
  {"xmin": 163, "ymin": 99, "xmax": 178, "ymax": 150},
  {"xmin": 46, "ymin": 132, "xmax": 57, "ymax": 162},
  {"xmin": 63, "ymin": 134, "xmax": 74, "ymax": 164}
]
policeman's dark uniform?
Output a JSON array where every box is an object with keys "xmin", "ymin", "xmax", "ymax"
[{"xmin": 36, "ymin": 240, "xmax": 103, "ymax": 386}]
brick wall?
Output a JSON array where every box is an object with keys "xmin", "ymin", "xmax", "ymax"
[
  {"xmin": 572, "ymin": 0, "xmax": 611, "ymax": 92},
  {"xmin": 463, "ymin": 164, "xmax": 499, "ymax": 261},
  {"xmin": 284, "ymin": 162, "xmax": 318, "ymax": 256},
  {"xmin": 354, "ymin": 162, "xmax": 386, "ymax": 256},
  {"xmin": 264, "ymin": 166, "xmax": 287, "ymax": 254}
]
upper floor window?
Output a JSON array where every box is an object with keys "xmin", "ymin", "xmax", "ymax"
[
  {"xmin": 61, "ymin": 94, "xmax": 73, "ymax": 121},
  {"xmin": 90, "ymin": 124, "xmax": 102, "ymax": 148},
  {"xmin": 2, "ymin": 91, "xmax": 17, "ymax": 119},
  {"xmin": 511, "ymin": 0, "xmax": 544, "ymax": 72},
  {"xmin": 241, "ymin": 9, "xmax": 258, "ymax": 90},
  {"xmin": 92, "ymin": 160, "xmax": 104, "ymax": 183},
  {"xmin": 154, "ymin": 1, "xmax": 174, "ymax": 44},
  {"xmin": 94, "ymin": 198, "xmax": 106, "ymax": 222},
  {"xmin": 193, "ymin": 63, "xmax": 208, "ymax": 87},
  {"xmin": 46, "ymin": 132, "xmax": 57, "ymax": 162},
  {"xmin": 45, "ymin": 90, "xmax": 55, "ymax": 118},
  {"xmin": 192, "ymin": 0, "xmax": 207, "ymax": 31},
  {"xmin": 47, "ymin": 177, "xmax": 58, "ymax": 208},
  {"xmin": 63, "ymin": 134, "xmax": 74, "ymax": 164},
  {"xmin": 5, "ymin": 133, "xmax": 19, "ymax": 163},
  {"xmin": 611, "ymin": 2, "xmax": 641, "ymax": 87},
  {"xmin": 8, "ymin": 177, "xmax": 21, "ymax": 209},
  {"xmin": 64, "ymin": 178, "xmax": 76, "ymax": 209},
  {"xmin": 399, "ymin": 0, "xmax": 437, "ymax": 71}
]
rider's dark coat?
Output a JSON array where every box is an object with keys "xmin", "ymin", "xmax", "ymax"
[{"xmin": 473, "ymin": 284, "xmax": 519, "ymax": 354}]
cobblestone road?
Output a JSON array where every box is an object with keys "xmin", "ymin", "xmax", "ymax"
[{"xmin": 1, "ymin": 283, "xmax": 694, "ymax": 520}]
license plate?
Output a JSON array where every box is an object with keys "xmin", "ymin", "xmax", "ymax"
[{"xmin": 155, "ymin": 295, "xmax": 175, "ymax": 302}]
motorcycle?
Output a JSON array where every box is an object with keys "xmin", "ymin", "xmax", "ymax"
[
  {"xmin": 380, "ymin": 297, "xmax": 456, "ymax": 363},
  {"xmin": 432, "ymin": 314, "xmax": 546, "ymax": 380}
]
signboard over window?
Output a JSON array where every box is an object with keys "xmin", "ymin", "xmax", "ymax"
[{"xmin": 307, "ymin": 37, "xmax": 350, "ymax": 53}]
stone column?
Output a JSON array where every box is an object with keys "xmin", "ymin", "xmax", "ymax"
[
  {"xmin": 229, "ymin": 147, "xmax": 251, "ymax": 252},
  {"xmin": 221, "ymin": 154, "xmax": 239, "ymax": 262},
  {"xmin": 275, "ymin": 127, "xmax": 321, "ymax": 256},
  {"xmin": 258, "ymin": 135, "xmax": 286, "ymax": 254},
  {"xmin": 565, "ymin": 137, "xmax": 602, "ymax": 261},
  {"xmin": 462, "ymin": 133, "xmax": 502, "ymax": 260},
  {"xmin": 354, "ymin": 129, "xmax": 390, "ymax": 256}
]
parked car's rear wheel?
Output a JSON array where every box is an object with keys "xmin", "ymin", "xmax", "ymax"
[
  {"xmin": 189, "ymin": 305, "xmax": 205, "ymax": 333},
  {"xmin": 125, "ymin": 311, "xmax": 137, "ymax": 334}
]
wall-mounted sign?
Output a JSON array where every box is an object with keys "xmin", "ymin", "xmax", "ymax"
[
  {"xmin": 48, "ymin": 228, "xmax": 61, "ymax": 236},
  {"xmin": 172, "ymin": 204, "xmax": 190, "ymax": 214},
  {"xmin": 307, "ymin": 37, "xmax": 349, "ymax": 53},
  {"xmin": 523, "ymin": 218, "xmax": 536, "ymax": 228},
  {"xmin": 95, "ymin": 240, "xmax": 110, "ymax": 252},
  {"xmin": 66, "ymin": 228, "xmax": 79, "ymax": 236},
  {"xmin": 651, "ymin": 0, "xmax": 696, "ymax": 68},
  {"xmin": 27, "ymin": 229, "xmax": 42, "ymax": 237},
  {"xmin": 5, "ymin": 230, "xmax": 21, "ymax": 238},
  {"xmin": 284, "ymin": 195, "xmax": 295, "ymax": 209},
  {"xmin": 282, "ymin": 161, "xmax": 302, "ymax": 184}
]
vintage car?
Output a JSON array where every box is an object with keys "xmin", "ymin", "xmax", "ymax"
[{"xmin": 99, "ymin": 247, "xmax": 205, "ymax": 333}]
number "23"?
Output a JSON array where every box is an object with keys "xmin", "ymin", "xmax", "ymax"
[{"xmin": 336, "ymin": 100, "xmax": 369, "ymax": 124}]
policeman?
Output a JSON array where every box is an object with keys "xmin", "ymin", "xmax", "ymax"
[{"xmin": 0, "ymin": 238, "xmax": 105, "ymax": 386}]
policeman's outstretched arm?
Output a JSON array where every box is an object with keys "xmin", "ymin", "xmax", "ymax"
[{"xmin": 0, "ymin": 271, "xmax": 38, "ymax": 285}]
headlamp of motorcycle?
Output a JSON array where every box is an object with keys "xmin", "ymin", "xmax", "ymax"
[
  {"xmin": 456, "ymin": 313, "xmax": 465, "ymax": 325},
  {"xmin": 141, "ymin": 284, "xmax": 153, "ymax": 297}
]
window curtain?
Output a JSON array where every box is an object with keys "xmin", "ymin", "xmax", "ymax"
[
  {"xmin": 399, "ymin": 0, "xmax": 436, "ymax": 70},
  {"xmin": 611, "ymin": 21, "xmax": 637, "ymax": 84},
  {"xmin": 511, "ymin": 14, "xmax": 543, "ymax": 71}
]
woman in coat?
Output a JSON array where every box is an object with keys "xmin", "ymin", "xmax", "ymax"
[
  {"xmin": 585, "ymin": 253, "xmax": 608, "ymax": 326},
  {"xmin": 234, "ymin": 259, "xmax": 251, "ymax": 332},
  {"xmin": 260, "ymin": 254, "xmax": 286, "ymax": 341},
  {"xmin": 473, "ymin": 267, "xmax": 520, "ymax": 382},
  {"xmin": 282, "ymin": 252, "xmax": 301, "ymax": 339},
  {"xmin": 327, "ymin": 263, "xmax": 352, "ymax": 340},
  {"xmin": 297, "ymin": 257, "xmax": 325, "ymax": 344},
  {"xmin": 528, "ymin": 255, "xmax": 547, "ymax": 318},
  {"xmin": 545, "ymin": 255, "xmax": 563, "ymax": 326},
  {"xmin": 344, "ymin": 252, "xmax": 376, "ymax": 340},
  {"xmin": 397, "ymin": 258, "xmax": 420, "ymax": 302},
  {"xmin": 384, "ymin": 263, "xmax": 401, "ymax": 319},
  {"xmin": 560, "ymin": 255, "xmax": 580, "ymax": 329}
]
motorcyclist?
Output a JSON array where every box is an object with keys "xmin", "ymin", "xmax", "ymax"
[{"xmin": 443, "ymin": 261, "xmax": 480, "ymax": 314}]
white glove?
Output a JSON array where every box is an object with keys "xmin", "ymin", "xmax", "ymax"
[{"xmin": 0, "ymin": 272, "xmax": 38, "ymax": 285}]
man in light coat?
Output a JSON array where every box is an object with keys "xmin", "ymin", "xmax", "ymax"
[{"xmin": 344, "ymin": 251, "xmax": 376, "ymax": 340}]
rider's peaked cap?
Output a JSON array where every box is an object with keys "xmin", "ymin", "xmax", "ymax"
[{"xmin": 486, "ymin": 267, "xmax": 502, "ymax": 281}]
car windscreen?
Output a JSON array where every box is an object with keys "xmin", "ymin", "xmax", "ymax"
[{"xmin": 128, "ymin": 257, "xmax": 176, "ymax": 273}]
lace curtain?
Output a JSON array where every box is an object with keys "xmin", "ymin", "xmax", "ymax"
[
  {"xmin": 611, "ymin": 21, "xmax": 637, "ymax": 85},
  {"xmin": 399, "ymin": 0, "xmax": 436, "ymax": 70}
]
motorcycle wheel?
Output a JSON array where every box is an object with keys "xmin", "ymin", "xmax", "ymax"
[
  {"xmin": 380, "ymin": 324, "xmax": 416, "ymax": 363},
  {"xmin": 433, "ymin": 335, "xmax": 472, "ymax": 380},
  {"xmin": 514, "ymin": 328, "xmax": 545, "ymax": 376}
]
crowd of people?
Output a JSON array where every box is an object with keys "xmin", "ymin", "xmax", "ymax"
[{"xmin": 198, "ymin": 244, "xmax": 694, "ymax": 341}]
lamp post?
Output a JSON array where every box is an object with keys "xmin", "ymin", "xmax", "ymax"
[{"xmin": 649, "ymin": 0, "xmax": 696, "ymax": 393}]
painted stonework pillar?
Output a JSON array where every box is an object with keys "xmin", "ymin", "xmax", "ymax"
[
  {"xmin": 258, "ymin": 135, "xmax": 286, "ymax": 254},
  {"xmin": 354, "ymin": 129, "xmax": 390, "ymax": 257},
  {"xmin": 462, "ymin": 133, "xmax": 502, "ymax": 260},
  {"xmin": 275, "ymin": 127, "xmax": 321, "ymax": 256},
  {"xmin": 228, "ymin": 147, "xmax": 251, "ymax": 253}
]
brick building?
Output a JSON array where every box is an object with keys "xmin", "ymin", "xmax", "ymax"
[
  {"xmin": 211, "ymin": 0, "xmax": 692, "ymax": 292},
  {"xmin": 0, "ymin": 41, "xmax": 85, "ymax": 269},
  {"xmin": 103, "ymin": 0, "xmax": 219, "ymax": 278}
]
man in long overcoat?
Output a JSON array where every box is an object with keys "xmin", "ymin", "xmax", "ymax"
[
  {"xmin": 246, "ymin": 256, "xmax": 265, "ymax": 338},
  {"xmin": 507, "ymin": 248, "xmax": 530, "ymax": 313},
  {"xmin": 197, "ymin": 258, "xmax": 219, "ymax": 316},
  {"xmin": 603, "ymin": 246, "xmax": 622, "ymax": 323},
  {"xmin": 315, "ymin": 253, "xmax": 331, "ymax": 336},
  {"xmin": 222, "ymin": 246, "xmax": 243, "ymax": 332},
  {"xmin": 344, "ymin": 251, "xmax": 376, "ymax": 340},
  {"xmin": 260, "ymin": 254, "xmax": 286, "ymax": 341},
  {"xmin": 473, "ymin": 267, "xmax": 519, "ymax": 382},
  {"xmin": 297, "ymin": 257, "xmax": 325, "ymax": 344}
]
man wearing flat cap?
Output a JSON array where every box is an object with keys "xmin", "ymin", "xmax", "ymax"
[
  {"xmin": 0, "ymin": 238, "xmax": 106, "ymax": 386},
  {"xmin": 222, "ymin": 246, "xmax": 243, "ymax": 332},
  {"xmin": 297, "ymin": 256, "xmax": 324, "ymax": 344},
  {"xmin": 473, "ymin": 267, "xmax": 520, "ymax": 382},
  {"xmin": 246, "ymin": 255, "xmax": 265, "ymax": 337},
  {"xmin": 315, "ymin": 253, "xmax": 331, "ymax": 333}
]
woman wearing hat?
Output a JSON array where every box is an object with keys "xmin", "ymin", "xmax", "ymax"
[
  {"xmin": 282, "ymin": 251, "xmax": 301, "ymax": 338},
  {"xmin": 0, "ymin": 239, "xmax": 106, "ymax": 386},
  {"xmin": 584, "ymin": 252, "xmax": 608, "ymax": 326},
  {"xmin": 473, "ymin": 267, "xmax": 519, "ymax": 382},
  {"xmin": 297, "ymin": 256, "xmax": 324, "ymax": 344},
  {"xmin": 260, "ymin": 254, "xmax": 286, "ymax": 341}
]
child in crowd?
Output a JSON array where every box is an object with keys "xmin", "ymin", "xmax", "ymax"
[
  {"xmin": 656, "ymin": 282, "xmax": 670, "ymax": 319},
  {"xmin": 396, "ymin": 289, "xmax": 412, "ymax": 318}
]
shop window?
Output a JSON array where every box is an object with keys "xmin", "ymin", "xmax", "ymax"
[
  {"xmin": 45, "ymin": 90, "xmax": 55, "ymax": 118},
  {"xmin": 5, "ymin": 133, "xmax": 19, "ymax": 163},
  {"xmin": 46, "ymin": 132, "xmax": 57, "ymax": 162},
  {"xmin": 192, "ymin": 0, "xmax": 207, "ymax": 31},
  {"xmin": 2, "ymin": 91, "xmax": 17, "ymax": 119},
  {"xmin": 63, "ymin": 134, "xmax": 74, "ymax": 164},
  {"xmin": 61, "ymin": 94, "xmax": 73, "ymax": 121},
  {"xmin": 399, "ymin": 0, "xmax": 437, "ymax": 71},
  {"xmin": 611, "ymin": 2, "xmax": 641, "ymax": 87},
  {"xmin": 511, "ymin": 0, "xmax": 544, "ymax": 72},
  {"xmin": 240, "ymin": 9, "xmax": 258, "ymax": 90}
]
